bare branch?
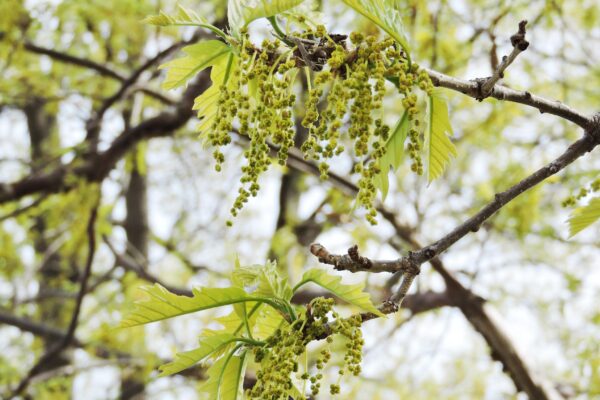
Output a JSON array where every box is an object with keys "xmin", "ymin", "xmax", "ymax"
[
  {"xmin": 23, "ymin": 42, "xmax": 126, "ymax": 80},
  {"xmin": 427, "ymin": 66, "xmax": 591, "ymax": 128},
  {"xmin": 0, "ymin": 73, "xmax": 210, "ymax": 205},
  {"xmin": 479, "ymin": 20, "xmax": 530, "ymax": 98},
  {"xmin": 309, "ymin": 243, "xmax": 411, "ymax": 273}
]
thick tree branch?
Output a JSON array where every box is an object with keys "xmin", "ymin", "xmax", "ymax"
[
  {"xmin": 0, "ymin": 309, "xmax": 74, "ymax": 344},
  {"xmin": 0, "ymin": 74, "xmax": 209, "ymax": 205}
]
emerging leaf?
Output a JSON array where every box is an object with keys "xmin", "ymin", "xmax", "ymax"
[
  {"xmin": 120, "ymin": 284, "xmax": 273, "ymax": 327},
  {"xmin": 193, "ymin": 52, "xmax": 238, "ymax": 141},
  {"xmin": 252, "ymin": 303, "xmax": 286, "ymax": 339},
  {"xmin": 144, "ymin": 4, "xmax": 207, "ymax": 26},
  {"xmin": 376, "ymin": 111, "xmax": 409, "ymax": 201},
  {"xmin": 227, "ymin": 0, "xmax": 306, "ymax": 38},
  {"xmin": 341, "ymin": 0, "xmax": 411, "ymax": 60},
  {"xmin": 568, "ymin": 196, "xmax": 600, "ymax": 237},
  {"xmin": 158, "ymin": 333, "xmax": 237, "ymax": 377},
  {"xmin": 160, "ymin": 40, "xmax": 232, "ymax": 90},
  {"xmin": 294, "ymin": 268, "xmax": 384, "ymax": 317},
  {"xmin": 232, "ymin": 261, "xmax": 294, "ymax": 301},
  {"xmin": 426, "ymin": 88, "xmax": 457, "ymax": 182},
  {"xmin": 199, "ymin": 350, "xmax": 248, "ymax": 400}
]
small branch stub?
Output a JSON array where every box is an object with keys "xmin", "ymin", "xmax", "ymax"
[
  {"xmin": 309, "ymin": 243, "xmax": 406, "ymax": 273},
  {"xmin": 478, "ymin": 20, "xmax": 529, "ymax": 99}
]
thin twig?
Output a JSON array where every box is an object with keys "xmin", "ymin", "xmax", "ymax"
[{"xmin": 479, "ymin": 20, "xmax": 530, "ymax": 98}]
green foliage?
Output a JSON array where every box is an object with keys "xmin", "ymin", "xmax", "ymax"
[
  {"xmin": 122, "ymin": 262, "xmax": 381, "ymax": 398},
  {"xmin": 341, "ymin": 0, "xmax": 410, "ymax": 62},
  {"xmin": 120, "ymin": 284, "xmax": 284, "ymax": 327},
  {"xmin": 568, "ymin": 196, "xmax": 600, "ymax": 237},
  {"xmin": 193, "ymin": 52, "xmax": 239, "ymax": 142},
  {"xmin": 294, "ymin": 268, "xmax": 384, "ymax": 317},
  {"xmin": 144, "ymin": 4, "xmax": 208, "ymax": 26},
  {"xmin": 227, "ymin": 0, "xmax": 306, "ymax": 38},
  {"xmin": 199, "ymin": 350, "xmax": 248, "ymax": 400},
  {"xmin": 375, "ymin": 111, "xmax": 409, "ymax": 200},
  {"xmin": 232, "ymin": 260, "xmax": 294, "ymax": 301},
  {"xmin": 159, "ymin": 333, "xmax": 237, "ymax": 376},
  {"xmin": 154, "ymin": 3, "xmax": 454, "ymax": 224},
  {"xmin": 160, "ymin": 41, "xmax": 232, "ymax": 90},
  {"xmin": 426, "ymin": 89, "xmax": 457, "ymax": 182}
]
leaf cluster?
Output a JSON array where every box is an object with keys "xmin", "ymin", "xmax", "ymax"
[{"xmin": 121, "ymin": 261, "xmax": 382, "ymax": 399}]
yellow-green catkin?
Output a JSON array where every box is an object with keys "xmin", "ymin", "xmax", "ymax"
[{"xmin": 209, "ymin": 26, "xmax": 431, "ymax": 224}]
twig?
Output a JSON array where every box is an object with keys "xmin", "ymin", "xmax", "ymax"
[
  {"xmin": 309, "ymin": 243, "xmax": 411, "ymax": 273},
  {"xmin": 311, "ymin": 114, "xmax": 600, "ymax": 276},
  {"xmin": 9, "ymin": 200, "xmax": 99, "ymax": 398},
  {"xmin": 0, "ymin": 73, "xmax": 210, "ymax": 205},
  {"xmin": 23, "ymin": 42, "xmax": 170, "ymax": 105},
  {"xmin": 0, "ymin": 195, "xmax": 46, "ymax": 222},
  {"xmin": 478, "ymin": 20, "xmax": 530, "ymax": 98}
]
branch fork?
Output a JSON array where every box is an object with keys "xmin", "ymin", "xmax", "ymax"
[{"xmin": 476, "ymin": 20, "xmax": 530, "ymax": 100}]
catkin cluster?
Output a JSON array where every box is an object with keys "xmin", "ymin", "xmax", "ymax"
[
  {"xmin": 248, "ymin": 297, "xmax": 364, "ymax": 399},
  {"xmin": 208, "ymin": 26, "xmax": 434, "ymax": 224}
]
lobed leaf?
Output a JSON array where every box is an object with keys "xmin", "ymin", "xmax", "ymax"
[
  {"xmin": 426, "ymin": 88, "xmax": 457, "ymax": 182},
  {"xmin": 199, "ymin": 350, "xmax": 248, "ymax": 400},
  {"xmin": 294, "ymin": 268, "xmax": 384, "ymax": 317},
  {"xmin": 227, "ymin": 0, "xmax": 306, "ymax": 38},
  {"xmin": 568, "ymin": 196, "xmax": 600, "ymax": 237},
  {"xmin": 193, "ymin": 52, "xmax": 238, "ymax": 142},
  {"xmin": 375, "ymin": 110, "xmax": 409, "ymax": 201},
  {"xmin": 160, "ymin": 40, "xmax": 232, "ymax": 90},
  {"xmin": 143, "ymin": 4, "xmax": 207, "ymax": 26},
  {"xmin": 120, "ymin": 284, "xmax": 275, "ymax": 327},
  {"xmin": 232, "ymin": 260, "xmax": 294, "ymax": 301},
  {"xmin": 341, "ymin": 0, "xmax": 411, "ymax": 59},
  {"xmin": 158, "ymin": 333, "xmax": 237, "ymax": 377}
]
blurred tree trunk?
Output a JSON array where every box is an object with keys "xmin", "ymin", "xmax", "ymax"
[
  {"xmin": 24, "ymin": 99, "xmax": 71, "ymax": 382},
  {"xmin": 120, "ymin": 104, "xmax": 148, "ymax": 400}
]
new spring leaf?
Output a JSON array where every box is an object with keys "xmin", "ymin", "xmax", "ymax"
[
  {"xmin": 568, "ymin": 196, "xmax": 600, "ymax": 237},
  {"xmin": 294, "ymin": 268, "xmax": 384, "ymax": 317},
  {"xmin": 120, "ymin": 284, "xmax": 283, "ymax": 327},
  {"xmin": 426, "ymin": 88, "xmax": 457, "ymax": 182},
  {"xmin": 160, "ymin": 40, "xmax": 232, "ymax": 90},
  {"xmin": 227, "ymin": 0, "xmax": 306, "ymax": 38},
  {"xmin": 341, "ymin": 0, "xmax": 411, "ymax": 62}
]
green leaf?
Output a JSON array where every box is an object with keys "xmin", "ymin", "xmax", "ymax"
[
  {"xmin": 158, "ymin": 333, "xmax": 237, "ymax": 377},
  {"xmin": 252, "ymin": 303, "xmax": 286, "ymax": 339},
  {"xmin": 232, "ymin": 261, "xmax": 294, "ymax": 301},
  {"xmin": 227, "ymin": 0, "xmax": 306, "ymax": 38},
  {"xmin": 293, "ymin": 269, "xmax": 384, "ymax": 317},
  {"xmin": 143, "ymin": 4, "xmax": 207, "ymax": 26},
  {"xmin": 375, "ymin": 110, "xmax": 409, "ymax": 201},
  {"xmin": 160, "ymin": 40, "xmax": 232, "ymax": 90},
  {"xmin": 120, "ymin": 284, "xmax": 280, "ymax": 327},
  {"xmin": 199, "ymin": 350, "xmax": 248, "ymax": 400},
  {"xmin": 216, "ymin": 303, "xmax": 262, "ymax": 334},
  {"xmin": 568, "ymin": 196, "xmax": 600, "ymax": 237},
  {"xmin": 426, "ymin": 88, "xmax": 457, "ymax": 182},
  {"xmin": 194, "ymin": 52, "xmax": 238, "ymax": 141},
  {"xmin": 341, "ymin": 0, "xmax": 410, "ymax": 61}
]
